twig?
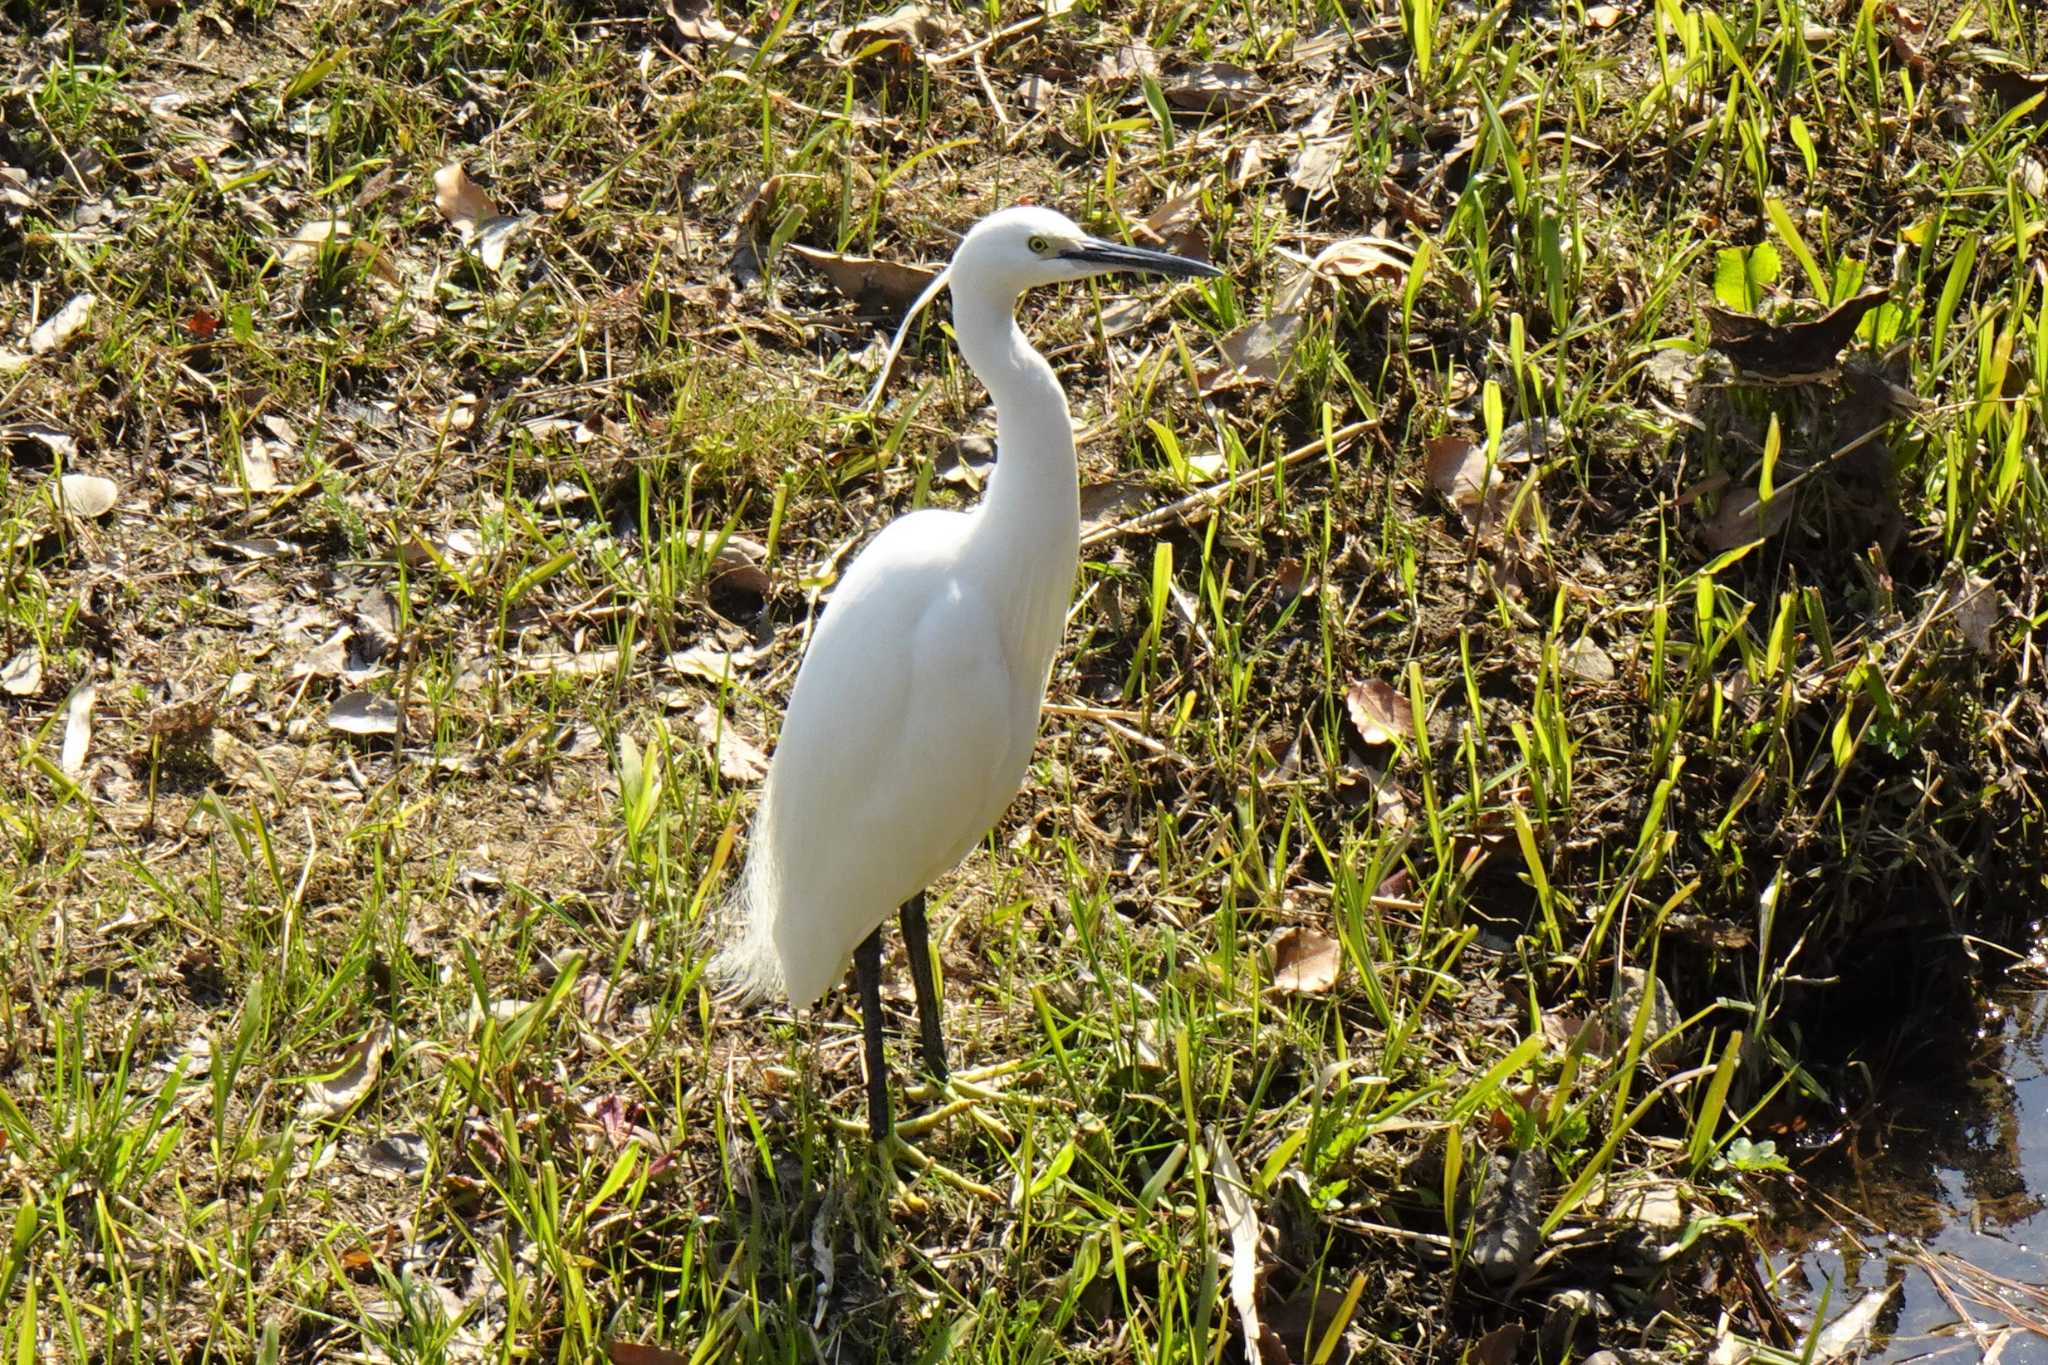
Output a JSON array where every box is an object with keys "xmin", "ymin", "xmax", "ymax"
[
  {"xmin": 926, "ymin": 13, "xmax": 1046, "ymax": 65},
  {"xmin": 972, "ymin": 52, "xmax": 1012, "ymax": 142},
  {"xmin": 1081, "ymin": 419, "xmax": 1377, "ymax": 548}
]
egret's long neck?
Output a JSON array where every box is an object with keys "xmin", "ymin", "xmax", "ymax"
[{"xmin": 952, "ymin": 284, "xmax": 1082, "ymax": 670}]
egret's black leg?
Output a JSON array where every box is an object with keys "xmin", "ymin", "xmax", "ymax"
[
  {"xmin": 854, "ymin": 927, "xmax": 891, "ymax": 1140},
  {"xmin": 899, "ymin": 891, "xmax": 949, "ymax": 1081}
]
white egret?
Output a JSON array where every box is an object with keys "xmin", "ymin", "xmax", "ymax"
[{"xmin": 713, "ymin": 205, "xmax": 1221, "ymax": 1142}]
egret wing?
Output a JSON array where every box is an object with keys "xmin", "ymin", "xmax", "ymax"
[{"xmin": 758, "ymin": 513, "xmax": 1022, "ymax": 1004}]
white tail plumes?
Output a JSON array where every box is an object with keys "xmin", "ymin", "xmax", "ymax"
[{"xmin": 708, "ymin": 807, "xmax": 787, "ymax": 1003}]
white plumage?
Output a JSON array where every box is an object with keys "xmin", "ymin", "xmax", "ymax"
[{"xmin": 712, "ymin": 205, "xmax": 1221, "ymax": 1137}]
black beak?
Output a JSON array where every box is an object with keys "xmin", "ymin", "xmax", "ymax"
[{"xmin": 1060, "ymin": 237, "xmax": 1224, "ymax": 279}]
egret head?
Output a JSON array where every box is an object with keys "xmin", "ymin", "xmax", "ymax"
[
  {"xmin": 863, "ymin": 205, "xmax": 1221, "ymax": 410},
  {"xmin": 951, "ymin": 205, "xmax": 1224, "ymax": 295}
]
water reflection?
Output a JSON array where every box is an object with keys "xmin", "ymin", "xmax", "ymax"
[{"xmin": 1767, "ymin": 992, "xmax": 2048, "ymax": 1359}]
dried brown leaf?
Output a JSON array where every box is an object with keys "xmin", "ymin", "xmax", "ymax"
[
  {"xmin": 3, "ymin": 422, "xmax": 79, "ymax": 459},
  {"xmin": 1094, "ymin": 38, "xmax": 1160, "ymax": 84},
  {"xmin": 1559, "ymin": 637, "xmax": 1615, "ymax": 683},
  {"xmin": 1945, "ymin": 567, "xmax": 2006, "ymax": 655},
  {"xmin": 298, "ymin": 1021, "xmax": 392, "ymax": 1121},
  {"xmin": 1703, "ymin": 289, "xmax": 1889, "ymax": 378},
  {"xmin": 1, "ymin": 647, "xmax": 40, "ymax": 697},
  {"xmin": 1207, "ymin": 1128, "xmax": 1267, "ymax": 1363},
  {"xmin": 433, "ymin": 163, "xmax": 500, "ymax": 233},
  {"xmin": 1309, "ymin": 236, "xmax": 1410, "ymax": 285},
  {"xmin": 607, "ymin": 1343, "xmax": 692, "ymax": 1365},
  {"xmin": 1344, "ymin": 678, "xmax": 1405, "ymax": 746},
  {"xmin": 1269, "ymin": 927, "xmax": 1342, "ymax": 994},
  {"xmin": 1137, "ymin": 190, "xmax": 1209, "ymax": 259},
  {"xmin": 1698, "ymin": 483, "xmax": 1792, "ymax": 553},
  {"xmin": 1812, "ymin": 1285, "xmax": 1899, "ymax": 1360},
  {"xmin": 60, "ymin": 683, "xmax": 95, "ymax": 777},
  {"xmin": 829, "ymin": 2, "xmax": 965, "ymax": 59},
  {"xmin": 282, "ymin": 218, "xmax": 352, "ymax": 269},
  {"xmin": 785, "ymin": 243, "xmax": 938, "ymax": 314},
  {"xmin": 1423, "ymin": 434, "xmax": 1498, "ymax": 510},
  {"xmin": 693, "ymin": 703, "xmax": 767, "ymax": 783},
  {"xmin": 1165, "ymin": 62, "xmax": 1266, "ymax": 113},
  {"xmin": 30, "ymin": 293, "xmax": 93, "ymax": 355},
  {"xmin": 1288, "ymin": 138, "xmax": 1348, "ymax": 198},
  {"xmin": 58, "ymin": 473, "xmax": 119, "ymax": 518},
  {"xmin": 329, "ymin": 691, "xmax": 401, "ymax": 736},
  {"xmin": 1205, "ymin": 313, "xmax": 1301, "ymax": 392}
]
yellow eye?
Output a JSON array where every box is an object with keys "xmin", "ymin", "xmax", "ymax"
[{"xmin": 1028, "ymin": 234, "xmax": 1050, "ymax": 254}]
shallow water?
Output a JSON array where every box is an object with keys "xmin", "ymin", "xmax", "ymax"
[{"xmin": 1767, "ymin": 990, "xmax": 2048, "ymax": 1360}]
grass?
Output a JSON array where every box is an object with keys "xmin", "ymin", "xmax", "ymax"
[{"xmin": 1, "ymin": 0, "xmax": 2045, "ymax": 1359}]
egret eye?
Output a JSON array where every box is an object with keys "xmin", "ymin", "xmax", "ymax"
[{"xmin": 1028, "ymin": 234, "xmax": 1050, "ymax": 255}]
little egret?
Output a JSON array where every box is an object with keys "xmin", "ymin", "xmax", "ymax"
[{"xmin": 713, "ymin": 206, "xmax": 1221, "ymax": 1143}]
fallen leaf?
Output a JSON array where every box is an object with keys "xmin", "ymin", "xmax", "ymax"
[
  {"xmin": 60, "ymin": 684, "xmax": 95, "ymax": 776},
  {"xmin": 1207, "ymin": 1128, "xmax": 1267, "ymax": 1364},
  {"xmin": 1423, "ymin": 434, "xmax": 1500, "ymax": 511},
  {"xmin": 1583, "ymin": 3, "xmax": 1624, "ymax": 28},
  {"xmin": 433, "ymin": 164, "xmax": 531, "ymax": 272},
  {"xmin": 1470, "ymin": 1324, "xmax": 1525, "ymax": 1365},
  {"xmin": 1363, "ymin": 762, "xmax": 1408, "ymax": 829},
  {"xmin": 1470, "ymin": 1148, "xmax": 1546, "ymax": 1282},
  {"xmin": 432, "ymin": 163, "xmax": 500, "ymax": 233},
  {"xmin": 1165, "ymin": 62, "xmax": 1266, "ymax": 114},
  {"xmin": 1698, "ymin": 483, "xmax": 1793, "ymax": 553},
  {"xmin": 1205, "ymin": 313, "xmax": 1301, "ymax": 392},
  {"xmin": 1288, "ymin": 137, "xmax": 1348, "ymax": 199},
  {"xmin": 523, "ymin": 648, "xmax": 622, "ymax": 678},
  {"xmin": 607, "ymin": 1343, "xmax": 693, "ymax": 1365},
  {"xmin": 1309, "ymin": 236, "xmax": 1410, "ymax": 285},
  {"xmin": 281, "ymin": 218, "xmax": 353, "ymax": 269},
  {"xmin": 30, "ymin": 293, "xmax": 94, "ymax": 354},
  {"xmin": 1979, "ymin": 64, "xmax": 2048, "ymax": 125},
  {"xmin": 1094, "ymin": 38, "xmax": 1160, "ymax": 83},
  {"xmin": 57, "ymin": 473, "xmax": 119, "ymax": 518},
  {"xmin": 1136, "ymin": 190, "xmax": 1209, "ymax": 260},
  {"xmin": 1097, "ymin": 295, "xmax": 1152, "ymax": 339},
  {"xmin": 1, "ymin": 423, "xmax": 79, "ymax": 459},
  {"xmin": 670, "ymin": 3, "xmax": 756, "ymax": 60},
  {"xmin": 1269, "ymin": 927, "xmax": 1342, "ymax": 994},
  {"xmin": 692, "ymin": 703, "xmax": 767, "ymax": 783},
  {"xmin": 298, "ymin": 1022, "xmax": 392, "ymax": 1120},
  {"xmin": 1, "ymin": 648, "xmax": 40, "ymax": 697},
  {"xmin": 1944, "ymin": 567, "xmax": 2006, "ymax": 655},
  {"xmin": 473, "ymin": 215, "xmax": 530, "ymax": 272},
  {"xmin": 1344, "ymin": 679, "xmax": 1405, "ymax": 746},
  {"xmin": 828, "ymin": 2, "xmax": 966, "ymax": 60},
  {"xmin": 360, "ymin": 1132, "xmax": 429, "ymax": 1181},
  {"xmin": 215, "ymin": 537, "xmax": 299, "ymax": 560},
  {"xmin": 285, "ymin": 218, "xmax": 403, "ymax": 285},
  {"xmin": 1014, "ymin": 74, "xmax": 1057, "ymax": 114},
  {"xmin": 1078, "ymin": 476, "xmax": 1153, "ymax": 537},
  {"xmin": 0, "ymin": 350, "xmax": 30, "ymax": 374},
  {"xmin": 667, "ymin": 644, "xmax": 757, "ymax": 683},
  {"xmin": 233, "ymin": 436, "xmax": 282, "ymax": 492},
  {"xmin": 1610, "ymin": 1179, "xmax": 1686, "ymax": 1233},
  {"xmin": 329, "ymin": 691, "xmax": 401, "ymax": 736},
  {"xmin": 785, "ymin": 243, "xmax": 938, "ymax": 314},
  {"xmin": 1559, "ymin": 637, "xmax": 1615, "ymax": 683},
  {"xmin": 1609, "ymin": 966, "xmax": 1681, "ymax": 1049},
  {"xmin": 1496, "ymin": 418, "xmax": 1561, "ymax": 463},
  {"xmin": 1811, "ymin": 1285, "xmax": 1899, "ymax": 1360},
  {"xmin": 1703, "ymin": 289, "xmax": 1889, "ymax": 379}
]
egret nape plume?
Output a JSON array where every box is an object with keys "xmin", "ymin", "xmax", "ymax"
[{"xmin": 712, "ymin": 205, "xmax": 1222, "ymax": 1145}]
